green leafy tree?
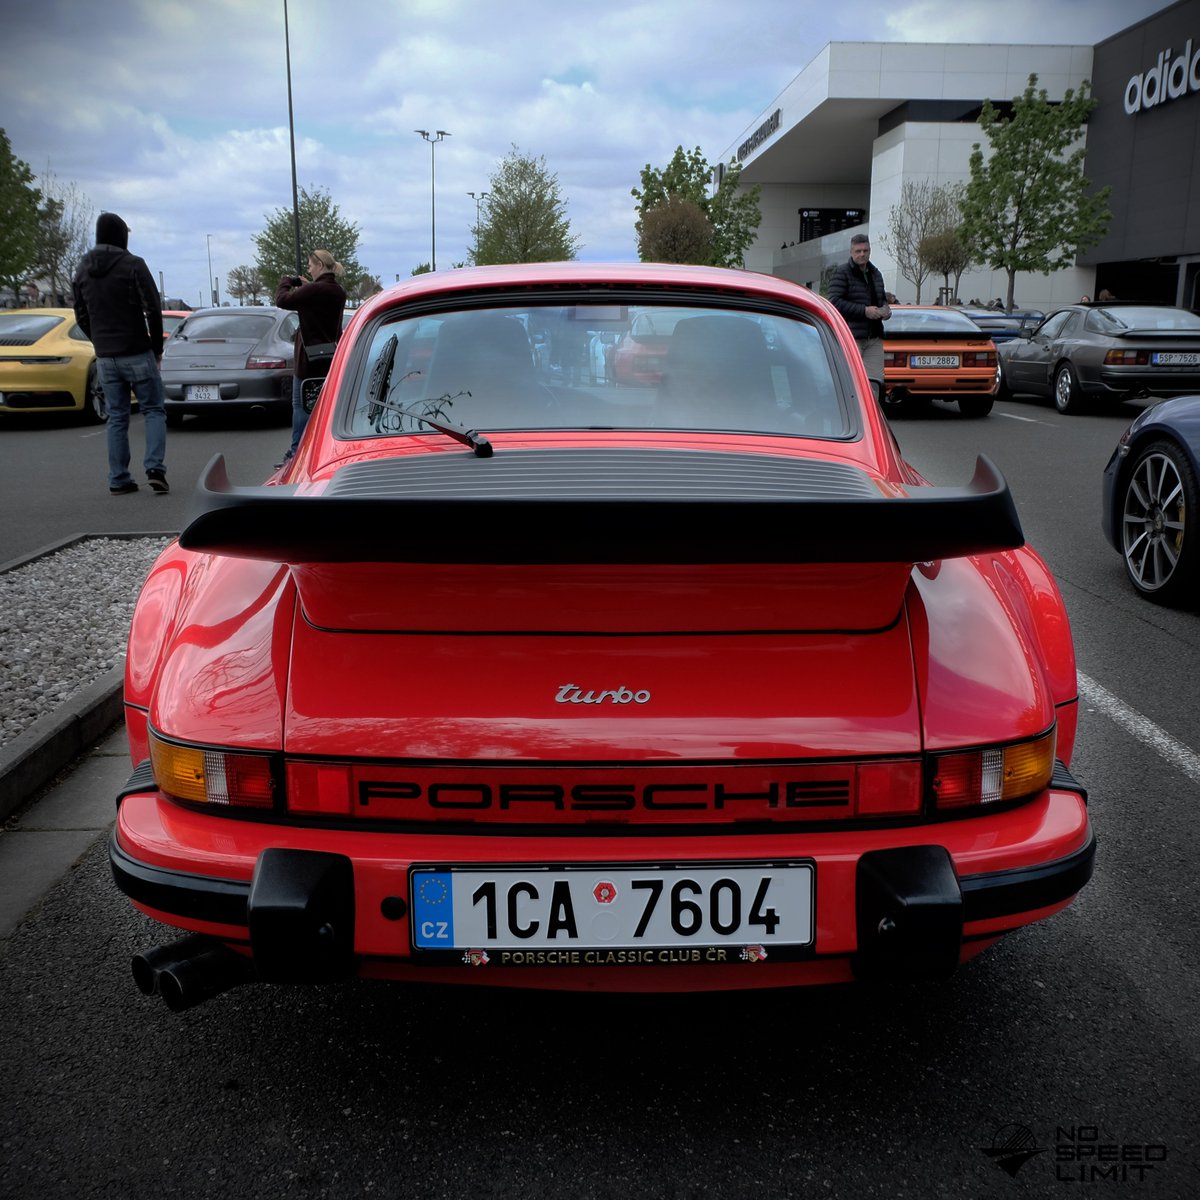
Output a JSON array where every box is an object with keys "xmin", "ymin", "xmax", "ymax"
[
  {"xmin": 919, "ymin": 228, "xmax": 972, "ymax": 303},
  {"xmin": 226, "ymin": 264, "xmax": 266, "ymax": 304},
  {"xmin": 471, "ymin": 147, "xmax": 581, "ymax": 265},
  {"xmin": 253, "ymin": 184, "xmax": 365, "ymax": 295},
  {"xmin": 637, "ymin": 195, "xmax": 714, "ymax": 264},
  {"xmin": 0, "ymin": 130, "xmax": 41, "ymax": 304},
  {"xmin": 411, "ymin": 262, "xmax": 432, "ymax": 275},
  {"xmin": 960, "ymin": 74, "xmax": 1111, "ymax": 312},
  {"xmin": 632, "ymin": 146, "xmax": 761, "ymax": 268}
]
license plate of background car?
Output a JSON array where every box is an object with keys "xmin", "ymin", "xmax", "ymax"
[
  {"xmin": 409, "ymin": 862, "xmax": 814, "ymax": 951},
  {"xmin": 1152, "ymin": 352, "xmax": 1200, "ymax": 366},
  {"xmin": 186, "ymin": 384, "xmax": 220, "ymax": 401},
  {"xmin": 910, "ymin": 354, "xmax": 960, "ymax": 368}
]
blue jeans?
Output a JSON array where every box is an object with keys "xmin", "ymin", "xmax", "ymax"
[
  {"xmin": 98, "ymin": 351, "xmax": 166, "ymax": 488},
  {"xmin": 289, "ymin": 375, "xmax": 308, "ymax": 457}
]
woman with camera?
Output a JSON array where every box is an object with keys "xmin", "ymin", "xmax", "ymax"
[{"xmin": 275, "ymin": 249, "xmax": 347, "ymax": 462}]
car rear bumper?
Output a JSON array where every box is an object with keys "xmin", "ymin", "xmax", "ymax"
[
  {"xmin": 162, "ymin": 373, "xmax": 292, "ymax": 409},
  {"xmin": 1088, "ymin": 368, "xmax": 1200, "ymax": 398},
  {"xmin": 111, "ymin": 761, "xmax": 1095, "ymax": 988}
]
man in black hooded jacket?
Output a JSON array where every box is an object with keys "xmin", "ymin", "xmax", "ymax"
[{"xmin": 73, "ymin": 213, "xmax": 168, "ymax": 494}]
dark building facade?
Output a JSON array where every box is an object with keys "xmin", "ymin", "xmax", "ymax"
[{"xmin": 1084, "ymin": 0, "xmax": 1200, "ymax": 305}]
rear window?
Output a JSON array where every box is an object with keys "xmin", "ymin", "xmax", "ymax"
[
  {"xmin": 178, "ymin": 313, "xmax": 278, "ymax": 340},
  {"xmin": 1088, "ymin": 306, "xmax": 1200, "ymax": 333},
  {"xmin": 0, "ymin": 314, "xmax": 65, "ymax": 344},
  {"xmin": 887, "ymin": 309, "xmax": 986, "ymax": 335},
  {"xmin": 340, "ymin": 300, "xmax": 853, "ymax": 441}
]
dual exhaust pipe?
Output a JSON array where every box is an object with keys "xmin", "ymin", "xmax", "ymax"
[{"xmin": 131, "ymin": 934, "xmax": 255, "ymax": 1011}]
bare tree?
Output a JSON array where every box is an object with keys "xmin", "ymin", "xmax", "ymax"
[
  {"xmin": 226, "ymin": 264, "xmax": 266, "ymax": 305},
  {"xmin": 35, "ymin": 171, "xmax": 91, "ymax": 304},
  {"xmin": 879, "ymin": 180, "xmax": 957, "ymax": 303}
]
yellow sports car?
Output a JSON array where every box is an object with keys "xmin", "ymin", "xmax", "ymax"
[{"xmin": 0, "ymin": 307, "xmax": 107, "ymax": 422}]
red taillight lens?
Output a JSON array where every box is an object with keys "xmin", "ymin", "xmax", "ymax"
[
  {"xmin": 1104, "ymin": 349, "xmax": 1149, "ymax": 366},
  {"xmin": 149, "ymin": 733, "xmax": 276, "ymax": 808},
  {"xmin": 962, "ymin": 350, "xmax": 996, "ymax": 367},
  {"xmin": 930, "ymin": 730, "xmax": 1056, "ymax": 811},
  {"xmin": 884, "ymin": 351, "xmax": 906, "ymax": 368},
  {"xmin": 248, "ymin": 356, "xmax": 287, "ymax": 369}
]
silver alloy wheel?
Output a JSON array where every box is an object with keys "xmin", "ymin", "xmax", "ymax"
[
  {"xmin": 1122, "ymin": 449, "xmax": 1186, "ymax": 594},
  {"xmin": 86, "ymin": 366, "xmax": 109, "ymax": 424},
  {"xmin": 1053, "ymin": 364, "xmax": 1078, "ymax": 413}
]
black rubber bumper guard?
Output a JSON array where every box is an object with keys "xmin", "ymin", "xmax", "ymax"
[{"xmin": 111, "ymin": 759, "xmax": 1094, "ymax": 983}]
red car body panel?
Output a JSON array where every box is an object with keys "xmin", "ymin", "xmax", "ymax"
[{"xmin": 112, "ymin": 262, "xmax": 1092, "ymax": 1006}]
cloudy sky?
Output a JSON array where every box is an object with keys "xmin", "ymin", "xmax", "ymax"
[{"xmin": 2, "ymin": 0, "xmax": 1176, "ymax": 305}]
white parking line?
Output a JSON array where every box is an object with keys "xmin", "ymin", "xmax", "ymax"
[
  {"xmin": 995, "ymin": 412, "xmax": 1052, "ymax": 424},
  {"xmin": 1078, "ymin": 671, "xmax": 1200, "ymax": 785}
]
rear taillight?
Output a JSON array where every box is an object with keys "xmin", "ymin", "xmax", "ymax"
[
  {"xmin": 929, "ymin": 729, "xmax": 1055, "ymax": 811},
  {"xmin": 149, "ymin": 732, "xmax": 276, "ymax": 808},
  {"xmin": 884, "ymin": 351, "xmax": 906, "ymax": 368},
  {"xmin": 962, "ymin": 350, "xmax": 996, "ymax": 367},
  {"xmin": 247, "ymin": 356, "xmax": 288, "ymax": 369},
  {"xmin": 1104, "ymin": 349, "xmax": 1149, "ymax": 366}
]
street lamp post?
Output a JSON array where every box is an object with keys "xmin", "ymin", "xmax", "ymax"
[
  {"xmin": 206, "ymin": 234, "xmax": 214, "ymax": 307},
  {"xmin": 467, "ymin": 190, "xmax": 489, "ymax": 243},
  {"xmin": 415, "ymin": 129, "xmax": 450, "ymax": 271}
]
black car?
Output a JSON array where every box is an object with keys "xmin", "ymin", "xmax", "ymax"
[
  {"xmin": 996, "ymin": 303, "xmax": 1200, "ymax": 415},
  {"xmin": 160, "ymin": 306, "xmax": 297, "ymax": 424},
  {"xmin": 1102, "ymin": 394, "xmax": 1200, "ymax": 605},
  {"xmin": 953, "ymin": 306, "xmax": 1044, "ymax": 344}
]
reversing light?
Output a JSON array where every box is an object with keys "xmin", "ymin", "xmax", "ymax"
[
  {"xmin": 149, "ymin": 732, "xmax": 275, "ymax": 808},
  {"xmin": 930, "ymin": 729, "xmax": 1056, "ymax": 810}
]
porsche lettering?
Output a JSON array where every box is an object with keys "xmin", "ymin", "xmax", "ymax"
[{"xmin": 357, "ymin": 779, "xmax": 851, "ymax": 811}]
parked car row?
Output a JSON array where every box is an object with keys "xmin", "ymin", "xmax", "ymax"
[{"xmin": 1, "ymin": 305, "xmax": 298, "ymax": 426}]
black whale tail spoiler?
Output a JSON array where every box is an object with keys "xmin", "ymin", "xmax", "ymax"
[{"xmin": 179, "ymin": 449, "xmax": 1024, "ymax": 566}]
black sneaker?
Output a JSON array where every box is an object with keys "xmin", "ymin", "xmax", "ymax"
[
  {"xmin": 146, "ymin": 469, "xmax": 169, "ymax": 494},
  {"xmin": 110, "ymin": 481, "xmax": 139, "ymax": 495}
]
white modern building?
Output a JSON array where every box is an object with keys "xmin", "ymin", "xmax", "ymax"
[{"xmin": 721, "ymin": 0, "xmax": 1200, "ymax": 311}]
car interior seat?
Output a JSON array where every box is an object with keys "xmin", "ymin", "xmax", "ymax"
[
  {"xmin": 421, "ymin": 312, "xmax": 553, "ymax": 426},
  {"xmin": 655, "ymin": 315, "xmax": 778, "ymax": 429}
]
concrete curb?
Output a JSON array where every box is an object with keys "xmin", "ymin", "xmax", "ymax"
[
  {"xmin": 0, "ymin": 532, "xmax": 175, "ymax": 823},
  {"xmin": 0, "ymin": 664, "xmax": 126, "ymax": 823}
]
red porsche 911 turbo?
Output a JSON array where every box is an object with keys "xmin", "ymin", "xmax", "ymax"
[{"xmin": 111, "ymin": 262, "xmax": 1094, "ymax": 1010}]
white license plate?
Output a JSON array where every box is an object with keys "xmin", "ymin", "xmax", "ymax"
[
  {"xmin": 1152, "ymin": 352, "xmax": 1200, "ymax": 366},
  {"xmin": 186, "ymin": 384, "xmax": 220, "ymax": 401},
  {"xmin": 410, "ymin": 862, "xmax": 814, "ymax": 951},
  {"xmin": 910, "ymin": 354, "xmax": 960, "ymax": 368}
]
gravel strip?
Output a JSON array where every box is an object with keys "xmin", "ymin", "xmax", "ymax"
[{"xmin": 0, "ymin": 536, "xmax": 172, "ymax": 747}]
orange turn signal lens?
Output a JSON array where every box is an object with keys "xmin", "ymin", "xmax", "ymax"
[
  {"xmin": 149, "ymin": 733, "xmax": 275, "ymax": 809},
  {"xmin": 930, "ymin": 729, "xmax": 1056, "ymax": 810}
]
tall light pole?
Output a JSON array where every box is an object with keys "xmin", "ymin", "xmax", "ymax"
[
  {"xmin": 283, "ymin": 0, "xmax": 302, "ymax": 273},
  {"xmin": 415, "ymin": 130, "xmax": 450, "ymax": 271},
  {"xmin": 206, "ymin": 234, "xmax": 214, "ymax": 307},
  {"xmin": 467, "ymin": 190, "xmax": 488, "ymax": 244}
]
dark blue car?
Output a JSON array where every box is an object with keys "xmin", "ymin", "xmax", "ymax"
[{"xmin": 1102, "ymin": 395, "xmax": 1200, "ymax": 604}]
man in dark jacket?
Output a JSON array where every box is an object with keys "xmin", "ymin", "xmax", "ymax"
[
  {"xmin": 827, "ymin": 233, "xmax": 891, "ymax": 403},
  {"xmin": 73, "ymin": 213, "xmax": 168, "ymax": 494}
]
